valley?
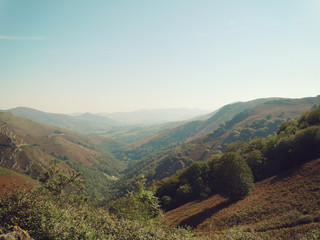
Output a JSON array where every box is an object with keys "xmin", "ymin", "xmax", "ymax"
[{"xmin": 1, "ymin": 95, "xmax": 320, "ymax": 239}]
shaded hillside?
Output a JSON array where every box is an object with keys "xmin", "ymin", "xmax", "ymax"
[
  {"xmin": 0, "ymin": 112, "xmax": 124, "ymax": 199},
  {"xmin": 190, "ymin": 97, "xmax": 283, "ymax": 140},
  {"xmin": 134, "ymin": 98, "xmax": 280, "ymax": 149},
  {"xmin": 116, "ymin": 98, "xmax": 284, "ymax": 166},
  {"xmin": 187, "ymin": 96, "xmax": 320, "ymax": 160},
  {"xmin": 163, "ymin": 158, "xmax": 320, "ymax": 239},
  {"xmin": 119, "ymin": 96, "xmax": 320, "ymax": 187}
]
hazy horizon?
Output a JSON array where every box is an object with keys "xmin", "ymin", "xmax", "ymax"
[
  {"xmin": 1, "ymin": 0, "xmax": 319, "ymax": 114},
  {"xmin": 1, "ymin": 105, "xmax": 212, "ymax": 115}
]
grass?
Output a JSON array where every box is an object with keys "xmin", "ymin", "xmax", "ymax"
[
  {"xmin": 163, "ymin": 158, "xmax": 320, "ymax": 239},
  {"xmin": 0, "ymin": 167, "xmax": 9, "ymax": 176}
]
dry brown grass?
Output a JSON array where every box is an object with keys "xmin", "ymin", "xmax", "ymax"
[
  {"xmin": 0, "ymin": 112, "xmax": 112, "ymax": 168},
  {"xmin": 0, "ymin": 167, "xmax": 36, "ymax": 195},
  {"xmin": 164, "ymin": 158, "xmax": 320, "ymax": 239}
]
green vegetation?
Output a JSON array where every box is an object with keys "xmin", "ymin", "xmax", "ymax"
[
  {"xmin": 155, "ymin": 105, "xmax": 320, "ymax": 210},
  {"xmin": 164, "ymin": 157, "xmax": 320, "ymax": 239},
  {"xmin": 154, "ymin": 153, "xmax": 254, "ymax": 210},
  {"xmin": 213, "ymin": 153, "xmax": 254, "ymax": 201},
  {"xmin": 2, "ymin": 100, "xmax": 320, "ymax": 239},
  {"xmin": 108, "ymin": 175, "xmax": 162, "ymax": 222},
  {"xmin": 0, "ymin": 167, "xmax": 9, "ymax": 176},
  {"xmin": 0, "ymin": 165, "xmax": 198, "ymax": 239},
  {"xmin": 202, "ymin": 110, "xmax": 284, "ymax": 149}
]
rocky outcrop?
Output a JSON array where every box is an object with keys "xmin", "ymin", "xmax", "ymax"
[
  {"xmin": 0, "ymin": 125, "xmax": 41, "ymax": 178},
  {"xmin": 0, "ymin": 226, "xmax": 33, "ymax": 240}
]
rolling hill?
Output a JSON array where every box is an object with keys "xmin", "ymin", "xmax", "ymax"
[
  {"xmin": 0, "ymin": 112, "xmax": 124, "ymax": 199},
  {"xmin": 118, "ymin": 95, "xmax": 320, "ymax": 187},
  {"xmin": 3, "ymin": 107, "xmax": 118, "ymax": 134},
  {"xmin": 2, "ymin": 107, "xmax": 198, "ymax": 144}
]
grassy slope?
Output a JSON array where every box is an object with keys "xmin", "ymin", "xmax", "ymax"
[
  {"xmin": 164, "ymin": 158, "xmax": 320, "ymax": 239},
  {"xmin": 0, "ymin": 112, "xmax": 123, "ymax": 170},
  {"xmin": 0, "ymin": 167, "xmax": 36, "ymax": 194}
]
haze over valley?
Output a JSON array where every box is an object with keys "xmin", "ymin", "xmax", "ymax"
[{"xmin": 1, "ymin": 0, "xmax": 320, "ymax": 239}]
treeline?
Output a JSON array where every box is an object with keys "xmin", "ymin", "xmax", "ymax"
[{"xmin": 154, "ymin": 106, "xmax": 320, "ymax": 210}]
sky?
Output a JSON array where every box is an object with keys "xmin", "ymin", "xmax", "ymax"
[{"xmin": 0, "ymin": 0, "xmax": 319, "ymax": 114}]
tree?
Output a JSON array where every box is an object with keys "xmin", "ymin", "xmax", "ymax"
[
  {"xmin": 178, "ymin": 161, "xmax": 210, "ymax": 198},
  {"xmin": 109, "ymin": 175, "xmax": 162, "ymax": 221},
  {"xmin": 38, "ymin": 162, "xmax": 85, "ymax": 206},
  {"xmin": 291, "ymin": 126, "xmax": 320, "ymax": 164},
  {"xmin": 214, "ymin": 152, "xmax": 254, "ymax": 201},
  {"xmin": 298, "ymin": 105, "xmax": 320, "ymax": 129}
]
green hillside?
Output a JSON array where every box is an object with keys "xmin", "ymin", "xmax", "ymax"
[
  {"xmin": 153, "ymin": 104, "xmax": 320, "ymax": 211},
  {"xmin": 151, "ymin": 105, "xmax": 320, "ymax": 238},
  {"xmin": 116, "ymin": 96, "xmax": 320, "ymax": 192}
]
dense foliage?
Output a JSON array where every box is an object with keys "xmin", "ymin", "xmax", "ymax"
[{"xmin": 0, "ymin": 166, "xmax": 198, "ymax": 240}]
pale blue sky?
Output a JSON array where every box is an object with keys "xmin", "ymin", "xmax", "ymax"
[{"xmin": 0, "ymin": 0, "xmax": 319, "ymax": 113}]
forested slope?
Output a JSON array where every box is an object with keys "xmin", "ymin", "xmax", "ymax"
[{"xmin": 117, "ymin": 96, "xmax": 320, "ymax": 193}]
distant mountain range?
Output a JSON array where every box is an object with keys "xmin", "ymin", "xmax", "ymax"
[
  {"xmin": 0, "ymin": 107, "xmax": 212, "ymax": 144},
  {"xmin": 1, "ymin": 95, "xmax": 320, "ymax": 200},
  {"xmin": 2, "ymin": 107, "xmax": 118, "ymax": 128},
  {"xmin": 99, "ymin": 108, "xmax": 211, "ymax": 125}
]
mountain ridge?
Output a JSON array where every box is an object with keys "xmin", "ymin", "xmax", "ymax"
[{"xmin": 117, "ymin": 95, "xmax": 320, "ymax": 188}]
